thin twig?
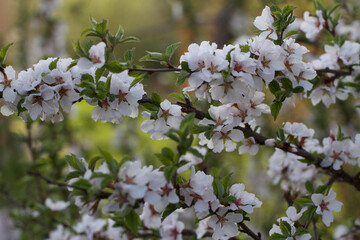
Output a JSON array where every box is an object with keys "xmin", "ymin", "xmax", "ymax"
[
  {"xmin": 128, "ymin": 67, "xmax": 181, "ymax": 74},
  {"xmin": 239, "ymin": 222, "xmax": 262, "ymax": 240}
]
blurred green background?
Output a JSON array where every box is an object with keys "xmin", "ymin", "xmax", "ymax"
[{"xmin": 0, "ymin": 0, "xmax": 360, "ymax": 239}]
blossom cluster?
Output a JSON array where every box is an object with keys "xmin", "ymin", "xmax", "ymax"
[
  {"xmin": 0, "ymin": 42, "xmax": 145, "ymax": 123},
  {"xmin": 63, "ymin": 155, "xmax": 262, "ymax": 240}
]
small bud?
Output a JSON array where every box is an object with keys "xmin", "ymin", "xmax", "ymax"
[{"xmin": 265, "ymin": 138, "xmax": 276, "ymax": 147}]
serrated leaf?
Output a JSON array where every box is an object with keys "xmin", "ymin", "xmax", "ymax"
[
  {"xmin": 271, "ymin": 101, "xmax": 282, "ymax": 120},
  {"xmin": 140, "ymin": 51, "xmax": 164, "ymax": 62}
]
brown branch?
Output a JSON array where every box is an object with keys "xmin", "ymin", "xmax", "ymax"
[
  {"xmin": 128, "ymin": 67, "xmax": 181, "ymax": 74},
  {"xmin": 315, "ymin": 68, "xmax": 353, "ymax": 77},
  {"xmin": 239, "ymin": 222, "xmax": 262, "ymax": 240},
  {"xmin": 27, "ymin": 169, "xmax": 85, "ymax": 191},
  {"xmin": 148, "ymin": 97, "xmax": 360, "ymax": 191}
]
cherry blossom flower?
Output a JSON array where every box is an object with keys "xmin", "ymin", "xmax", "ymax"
[
  {"xmin": 78, "ymin": 42, "xmax": 106, "ymax": 69},
  {"xmin": 254, "ymin": 6, "xmax": 277, "ymax": 40},
  {"xmin": 300, "ymin": 10, "xmax": 325, "ymax": 41},
  {"xmin": 311, "ymin": 189, "xmax": 343, "ymax": 226}
]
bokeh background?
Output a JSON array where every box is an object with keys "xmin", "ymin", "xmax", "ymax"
[{"xmin": 0, "ymin": 0, "xmax": 360, "ymax": 239}]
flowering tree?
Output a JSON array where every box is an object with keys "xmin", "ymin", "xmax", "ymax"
[{"xmin": 1, "ymin": 1, "xmax": 360, "ymax": 239}]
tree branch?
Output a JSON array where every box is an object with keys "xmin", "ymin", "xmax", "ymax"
[
  {"xmin": 151, "ymin": 97, "xmax": 360, "ymax": 191},
  {"xmin": 239, "ymin": 222, "xmax": 262, "ymax": 240},
  {"xmin": 128, "ymin": 67, "xmax": 181, "ymax": 74}
]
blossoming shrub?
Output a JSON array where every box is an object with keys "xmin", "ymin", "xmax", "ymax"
[{"xmin": 1, "ymin": 1, "xmax": 360, "ymax": 239}]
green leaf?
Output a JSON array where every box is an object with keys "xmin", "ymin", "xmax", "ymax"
[
  {"xmin": 124, "ymin": 48, "xmax": 135, "ymax": 62},
  {"xmin": 280, "ymin": 220, "xmax": 292, "ymax": 236},
  {"xmin": 269, "ymin": 233, "xmax": 287, "ymax": 240},
  {"xmin": 119, "ymin": 156, "xmax": 133, "ymax": 168},
  {"xmin": 119, "ymin": 36, "xmax": 139, "ymax": 43},
  {"xmin": 95, "ymin": 68, "xmax": 105, "ymax": 81},
  {"xmin": 293, "ymin": 227, "xmax": 309, "ymax": 237},
  {"xmin": 115, "ymin": 25, "xmax": 124, "ymax": 41},
  {"xmin": 293, "ymin": 198, "xmax": 314, "ymax": 206},
  {"xmin": 83, "ymin": 40, "xmax": 94, "ymax": 53},
  {"xmin": 305, "ymin": 181, "xmax": 314, "ymax": 193},
  {"xmin": 180, "ymin": 113, "xmax": 195, "ymax": 131},
  {"xmin": 88, "ymin": 156, "xmax": 103, "ymax": 171},
  {"xmin": 280, "ymin": 78, "xmax": 293, "ymax": 90},
  {"xmin": 65, "ymin": 171, "xmax": 83, "ymax": 181},
  {"xmin": 180, "ymin": 61, "xmax": 191, "ymax": 72},
  {"xmin": 284, "ymin": 30, "xmax": 298, "ymax": 39},
  {"xmin": 188, "ymin": 148, "xmax": 204, "ymax": 158},
  {"xmin": 65, "ymin": 154, "xmax": 86, "ymax": 173},
  {"xmin": 315, "ymin": 185, "xmax": 327, "ymax": 194},
  {"xmin": 165, "ymin": 42, "xmax": 181, "ymax": 60},
  {"xmin": 125, "ymin": 210, "xmax": 141, "ymax": 235},
  {"xmin": 162, "ymin": 204, "xmax": 178, "ymax": 222},
  {"xmin": 222, "ymin": 195, "xmax": 236, "ymax": 203},
  {"xmin": 176, "ymin": 70, "xmax": 190, "ymax": 86},
  {"xmin": 162, "ymin": 147, "xmax": 174, "ymax": 162},
  {"xmin": 271, "ymin": 101, "xmax": 282, "ymax": 120},
  {"xmin": 213, "ymin": 178, "xmax": 224, "ymax": 199},
  {"xmin": 73, "ymin": 41, "xmax": 87, "ymax": 58},
  {"xmin": 49, "ymin": 58, "xmax": 59, "ymax": 71},
  {"xmin": 164, "ymin": 166, "xmax": 177, "ymax": 183},
  {"xmin": 104, "ymin": 61, "xmax": 124, "ymax": 73},
  {"xmin": 222, "ymin": 173, "xmax": 233, "ymax": 191},
  {"xmin": 101, "ymin": 175, "xmax": 114, "ymax": 189},
  {"xmin": 140, "ymin": 51, "xmax": 164, "ymax": 62},
  {"xmin": 155, "ymin": 153, "xmax": 173, "ymax": 166},
  {"xmin": 293, "ymin": 86, "xmax": 304, "ymax": 93},
  {"xmin": 0, "ymin": 43, "xmax": 13, "ymax": 65},
  {"xmin": 168, "ymin": 93, "xmax": 185, "ymax": 102},
  {"xmin": 72, "ymin": 179, "xmax": 92, "ymax": 190},
  {"xmin": 269, "ymin": 80, "xmax": 281, "ymax": 94},
  {"xmin": 151, "ymin": 93, "xmax": 162, "ymax": 105}
]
